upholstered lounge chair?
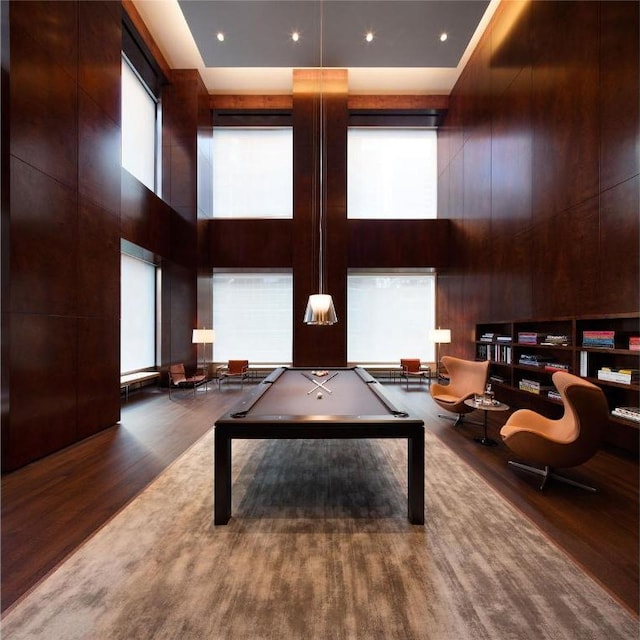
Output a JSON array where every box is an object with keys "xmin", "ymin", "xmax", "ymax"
[
  {"xmin": 400, "ymin": 358, "xmax": 429, "ymax": 390},
  {"xmin": 218, "ymin": 359, "xmax": 250, "ymax": 390},
  {"xmin": 168, "ymin": 363, "xmax": 207, "ymax": 398},
  {"xmin": 500, "ymin": 371, "xmax": 608, "ymax": 491},
  {"xmin": 430, "ymin": 356, "xmax": 489, "ymax": 426}
]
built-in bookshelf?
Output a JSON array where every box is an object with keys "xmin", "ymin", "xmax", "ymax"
[{"xmin": 475, "ymin": 313, "xmax": 640, "ymax": 452}]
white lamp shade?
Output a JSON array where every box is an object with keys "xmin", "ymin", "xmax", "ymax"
[
  {"xmin": 303, "ymin": 294, "xmax": 338, "ymax": 325},
  {"xmin": 431, "ymin": 328, "xmax": 451, "ymax": 344},
  {"xmin": 192, "ymin": 329, "xmax": 216, "ymax": 344}
]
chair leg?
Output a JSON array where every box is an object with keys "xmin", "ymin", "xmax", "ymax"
[
  {"xmin": 437, "ymin": 413, "xmax": 484, "ymax": 427},
  {"xmin": 507, "ymin": 461, "xmax": 597, "ymax": 492}
]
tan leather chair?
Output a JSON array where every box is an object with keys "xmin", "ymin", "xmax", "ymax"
[
  {"xmin": 400, "ymin": 358, "xmax": 429, "ymax": 390},
  {"xmin": 430, "ymin": 356, "xmax": 489, "ymax": 426},
  {"xmin": 500, "ymin": 371, "xmax": 608, "ymax": 491},
  {"xmin": 168, "ymin": 363, "xmax": 207, "ymax": 398},
  {"xmin": 218, "ymin": 359, "xmax": 250, "ymax": 390}
]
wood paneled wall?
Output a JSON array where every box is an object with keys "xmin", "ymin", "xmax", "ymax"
[
  {"xmin": 2, "ymin": 1, "xmax": 204, "ymax": 470},
  {"xmin": 437, "ymin": 0, "xmax": 639, "ymax": 360},
  {"xmin": 2, "ymin": 1, "xmax": 122, "ymax": 471}
]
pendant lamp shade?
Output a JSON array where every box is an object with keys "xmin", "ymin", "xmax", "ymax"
[{"xmin": 303, "ymin": 293, "xmax": 337, "ymax": 325}]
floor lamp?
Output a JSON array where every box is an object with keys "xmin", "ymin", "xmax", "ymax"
[
  {"xmin": 431, "ymin": 328, "xmax": 451, "ymax": 381},
  {"xmin": 192, "ymin": 329, "xmax": 215, "ymax": 382}
]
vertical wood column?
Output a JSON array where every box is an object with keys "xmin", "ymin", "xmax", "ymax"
[{"xmin": 292, "ymin": 69, "xmax": 348, "ymax": 366}]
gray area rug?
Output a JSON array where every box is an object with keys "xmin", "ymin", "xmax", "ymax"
[{"xmin": 2, "ymin": 430, "xmax": 637, "ymax": 639}]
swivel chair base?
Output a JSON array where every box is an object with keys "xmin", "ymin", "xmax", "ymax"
[
  {"xmin": 437, "ymin": 413, "xmax": 484, "ymax": 428},
  {"xmin": 507, "ymin": 461, "xmax": 596, "ymax": 492}
]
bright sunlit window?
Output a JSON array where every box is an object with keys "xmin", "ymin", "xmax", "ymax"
[
  {"xmin": 347, "ymin": 271, "xmax": 436, "ymax": 363},
  {"xmin": 213, "ymin": 271, "xmax": 293, "ymax": 362},
  {"xmin": 212, "ymin": 128, "xmax": 293, "ymax": 218},
  {"xmin": 121, "ymin": 252, "xmax": 157, "ymax": 373},
  {"xmin": 348, "ymin": 128, "xmax": 437, "ymax": 219},
  {"xmin": 121, "ymin": 56, "xmax": 157, "ymax": 191}
]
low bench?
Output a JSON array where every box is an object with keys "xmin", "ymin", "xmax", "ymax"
[{"xmin": 120, "ymin": 371, "xmax": 160, "ymax": 400}]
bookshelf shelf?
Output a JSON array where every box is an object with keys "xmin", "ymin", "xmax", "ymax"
[{"xmin": 475, "ymin": 313, "xmax": 640, "ymax": 453}]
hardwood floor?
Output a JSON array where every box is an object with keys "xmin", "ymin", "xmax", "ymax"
[{"xmin": 2, "ymin": 380, "xmax": 638, "ymax": 617}]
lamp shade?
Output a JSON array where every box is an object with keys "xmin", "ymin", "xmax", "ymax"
[
  {"xmin": 303, "ymin": 294, "xmax": 337, "ymax": 325},
  {"xmin": 192, "ymin": 329, "xmax": 215, "ymax": 344},
  {"xmin": 431, "ymin": 328, "xmax": 451, "ymax": 344}
]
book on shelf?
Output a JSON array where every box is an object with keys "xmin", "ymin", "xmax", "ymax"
[
  {"xmin": 579, "ymin": 351, "xmax": 588, "ymax": 376},
  {"xmin": 611, "ymin": 406, "xmax": 640, "ymax": 423},
  {"xmin": 517, "ymin": 332, "xmax": 543, "ymax": 345},
  {"xmin": 540, "ymin": 335, "xmax": 571, "ymax": 346},
  {"xmin": 489, "ymin": 374, "xmax": 506, "ymax": 384},
  {"xmin": 543, "ymin": 363, "xmax": 571, "ymax": 372},
  {"xmin": 480, "ymin": 332, "xmax": 495, "ymax": 342},
  {"xmin": 518, "ymin": 354, "xmax": 553, "ymax": 367},
  {"xmin": 518, "ymin": 378, "xmax": 553, "ymax": 395},
  {"xmin": 547, "ymin": 390, "xmax": 562, "ymax": 401},
  {"xmin": 597, "ymin": 367, "xmax": 640, "ymax": 385},
  {"xmin": 496, "ymin": 335, "xmax": 512, "ymax": 343},
  {"xmin": 629, "ymin": 336, "xmax": 640, "ymax": 351},
  {"xmin": 582, "ymin": 330, "xmax": 615, "ymax": 349}
]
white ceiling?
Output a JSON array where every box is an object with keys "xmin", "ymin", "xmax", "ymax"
[{"xmin": 132, "ymin": 0, "xmax": 500, "ymax": 95}]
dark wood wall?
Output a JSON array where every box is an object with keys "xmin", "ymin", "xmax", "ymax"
[
  {"xmin": 437, "ymin": 0, "xmax": 639, "ymax": 360},
  {"xmin": 2, "ymin": 1, "xmax": 205, "ymax": 471},
  {"xmin": 2, "ymin": 1, "xmax": 122, "ymax": 471}
]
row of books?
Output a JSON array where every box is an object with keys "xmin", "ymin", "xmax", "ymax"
[
  {"xmin": 518, "ymin": 354, "xmax": 553, "ymax": 367},
  {"xmin": 597, "ymin": 368, "xmax": 639, "ymax": 385},
  {"xmin": 582, "ymin": 330, "xmax": 615, "ymax": 349},
  {"xmin": 517, "ymin": 332, "xmax": 571, "ymax": 346},
  {"xmin": 611, "ymin": 407, "xmax": 640, "ymax": 423},
  {"xmin": 478, "ymin": 344, "xmax": 512, "ymax": 364},
  {"xmin": 519, "ymin": 378, "xmax": 553, "ymax": 395},
  {"xmin": 479, "ymin": 332, "xmax": 512, "ymax": 343}
]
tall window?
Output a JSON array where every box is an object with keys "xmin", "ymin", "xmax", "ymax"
[
  {"xmin": 213, "ymin": 271, "xmax": 293, "ymax": 362},
  {"xmin": 212, "ymin": 128, "xmax": 293, "ymax": 218},
  {"xmin": 348, "ymin": 128, "xmax": 437, "ymax": 219},
  {"xmin": 347, "ymin": 271, "xmax": 436, "ymax": 363},
  {"xmin": 121, "ymin": 56, "xmax": 158, "ymax": 191},
  {"xmin": 121, "ymin": 252, "xmax": 157, "ymax": 373}
]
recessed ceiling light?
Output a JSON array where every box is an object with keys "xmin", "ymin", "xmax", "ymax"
[
  {"xmin": 365, "ymin": 31, "xmax": 374, "ymax": 43},
  {"xmin": 439, "ymin": 32, "xmax": 448, "ymax": 42},
  {"xmin": 291, "ymin": 31, "xmax": 300, "ymax": 42},
  {"xmin": 216, "ymin": 32, "xmax": 225, "ymax": 42}
]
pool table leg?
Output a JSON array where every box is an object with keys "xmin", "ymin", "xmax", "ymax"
[
  {"xmin": 408, "ymin": 432, "xmax": 425, "ymax": 525},
  {"xmin": 214, "ymin": 431, "xmax": 232, "ymax": 525}
]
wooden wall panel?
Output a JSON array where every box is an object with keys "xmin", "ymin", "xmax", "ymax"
[
  {"xmin": 530, "ymin": 0, "xmax": 600, "ymax": 220},
  {"xmin": 348, "ymin": 220, "xmax": 450, "ymax": 268},
  {"xmin": 78, "ymin": 90, "xmax": 121, "ymax": 215},
  {"xmin": 77, "ymin": 198, "xmax": 120, "ymax": 318},
  {"xmin": 3, "ymin": 0, "xmax": 122, "ymax": 471},
  {"xmin": 531, "ymin": 195, "xmax": 601, "ymax": 318},
  {"xmin": 78, "ymin": 0, "xmax": 121, "ymax": 124},
  {"xmin": 9, "ymin": 315, "xmax": 78, "ymax": 469},
  {"xmin": 438, "ymin": 0, "xmax": 639, "ymax": 362},
  {"xmin": 207, "ymin": 220, "xmax": 292, "ymax": 268},
  {"xmin": 9, "ymin": 158, "xmax": 78, "ymax": 316},
  {"xmin": 9, "ymin": 15, "xmax": 78, "ymax": 190},
  {"xmin": 77, "ymin": 316, "xmax": 120, "ymax": 439},
  {"xmin": 599, "ymin": 1, "xmax": 639, "ymax": 191},
  {"xmin": 121, "ymin": 168, "xmax": 172, "ymax": 258},
  {"xmin": 598, "ymin": 176, "xmax": 640, "ymax": 310}
]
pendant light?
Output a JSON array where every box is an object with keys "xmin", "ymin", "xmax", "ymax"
[{"xmin": 304, "ymin": 0, "xmax": 337, "ymax": 326}]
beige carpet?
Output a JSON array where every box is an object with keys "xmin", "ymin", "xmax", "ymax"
[{"xmin": 2, "ymin": 430, "xmax": 637, "ymax": 639}]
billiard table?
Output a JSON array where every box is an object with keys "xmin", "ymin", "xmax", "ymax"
[{"xmin": 213, "ymin": 366, "xmax": 425, "ymax": 525}]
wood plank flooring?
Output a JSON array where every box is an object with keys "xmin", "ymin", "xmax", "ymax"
[{"xmin": 2, "ymin": 381, "xmax": 638, "ymax": 617}]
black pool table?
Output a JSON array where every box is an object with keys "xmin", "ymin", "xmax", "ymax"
[{"xmin": 214, "ymin": 366, "xmax": 425, "ymax": 525}]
